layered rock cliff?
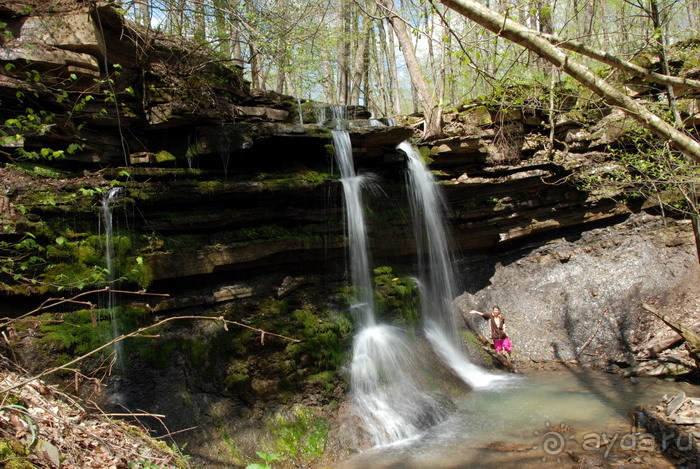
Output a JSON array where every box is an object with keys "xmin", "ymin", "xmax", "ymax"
[{"xmin": 4, "ymin": 1, "xmax": 691, "ymax": 307}]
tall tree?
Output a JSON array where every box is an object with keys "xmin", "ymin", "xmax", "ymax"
[{"xmin": 379, "ymin": 0, "xmax": 442, "ymax": 138}]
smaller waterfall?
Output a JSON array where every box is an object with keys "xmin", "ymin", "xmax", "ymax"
[
  {"xmin": 297, "ymin": 97, "xmax": 304, "ymax": 124},
  {"xmin": 100, "ymin": 187, "xmax": 123, "ymax": 367},
  {"xmin": 332, "ymin": 129, "xmax": 376, "ymax": 327},
  {"xmin": 401, "ymin": 142, "xmax": 509, "ymax": 389},
  {"xmin": 315, "ymin": 106, "xmax": 327, "ymax": 126}
]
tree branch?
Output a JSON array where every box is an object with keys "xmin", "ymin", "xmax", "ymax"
[{"xmin": 0, "ymin": 314, "xmax": 300, "ymax": 394}]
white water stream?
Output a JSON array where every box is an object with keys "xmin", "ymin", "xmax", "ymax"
[
  {"xmin": 402, "ymin": 141, "xmax": 510, "ymax": 389},
  {"xmin": 334, "ymin": 114, "xmax": 516, "ymax": 446},
  {"xmin": 332, "ymin": 116, "xmax": 450, "ymax": 446},
  {"xmin": 100, "ymin": 187, "xmax": 122, "ymax": 367}
]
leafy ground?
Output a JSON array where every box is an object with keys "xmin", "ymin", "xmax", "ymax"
[{"xmin": 0, "ymin": 356, "xmax": 190, "ymax": 469}]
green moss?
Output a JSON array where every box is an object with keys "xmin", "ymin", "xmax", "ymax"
[
  {"xmin": 136, "ymin": 337, "xmax": 181, "ymax": 369},
  {"xmin": 269, "ymin": 406, "xmax": 329, "ymax": 461},
  {"xmin": 285, "ymin": 308, "xmax": 352, "ymax": 372},
  {"xmin": 225, "ymin": 361, "xmax": 251, "ymax": 392},
  {"xmin": 37, "ymin": 305, "xmax": 153, "ymax": 367},
  {"xmin": 196, "ymin": 180, "xmax": 222, "ymax": 194},
  {"xmin": 186, "ymin": 337, "xmax": 208, "ymax": 368},
  {"xmin": 307, "ymin": 371, "xmax": 335, "ymax": 394},
  {"xmin": 6, "ymin": 162, "xmax": 72, "ymax": 179},
  {"xmin": 154, "ymin": 150, "xmax": 177, "ymax": 163},
  {"xmin": 0, "ymin": 440, "xmax": 34, "ymax": 469},
  {"xmin": 373, "ymin": 266, "xmax": 420, "ymax": 327}
]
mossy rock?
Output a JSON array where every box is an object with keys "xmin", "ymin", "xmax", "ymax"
[{"xmin": 458, "ymin": 105, "xmax": 492, "ymax": 126}]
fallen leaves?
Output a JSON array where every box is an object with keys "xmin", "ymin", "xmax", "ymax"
[{"xmin": 0, "ymin": 366, "xmax": 189, "ymax": 468}]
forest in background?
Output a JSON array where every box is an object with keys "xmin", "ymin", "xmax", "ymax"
[{"xmin": 119, "ymin": 0, "xmax": 699, "ymax": 117}]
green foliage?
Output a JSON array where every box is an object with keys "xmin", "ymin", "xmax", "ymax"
[
  {"xmin": 285, "ymin": 308, "xmax": 352, "ymax": 371},
  {"xmin": 245, "ymin": 451, "xmax": 280, "ymax": 469},
  {"xmin": 269, "ymin": 407, "xmax": 328, "ymax": 461},
  {"xmin": 37, "ymin": 305, "xmax": 150, "ymax": 365},
  {"xmin": 154, "ymin": 150, "xmax": 177, "ymax": 163},
  {"xmin": 40, "ymin": 233, "xmax": 152, "ymax": 292},
  {"xmin": 373, "ymin": 266, "xmax": 420, "ymax": 326},
  {"xmin": 0, "ymin": 439, "xmax": 34, "ymax": 469},
  {"xmin": 578, "ymin": 120, "xmax": 700, "ymax": 218}
]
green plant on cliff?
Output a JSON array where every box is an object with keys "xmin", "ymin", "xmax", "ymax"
[
  {"xmin": 265, "ymin": 406, "xmax": 328, "ymax": 464},
  {"xmin": 285, "ymin": 308, "xmax": 352, "ymax": 372},
  {"xmin": 373, "ymin": 266, "xmax": 420, "ymax": 327},
  {"xmin": 579, "ymin": 121, "xmax": 700, "ymax": 220},
  {"xmin": 37, "ymin": 305, "xmax": 153, "ymax": 368}
]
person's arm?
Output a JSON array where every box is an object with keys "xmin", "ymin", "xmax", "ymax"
[{"xmin": 469, "ymin": 310, "xmax": 490, "ymax": 320}]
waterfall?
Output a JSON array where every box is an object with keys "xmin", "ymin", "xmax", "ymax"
[
  {"xmin": 332, "ymin": 129, "xmax": 377, "ymax": 327},
  {"xmin": 401, "ymin": 142, "xmax": 507, "ymax": 389},
  {"xmin": 100, "ymin": 187, "xmax": 123, "ymax": 367},
  {"xmin": 297, "ymin": 97, "xmax": 304, "ymax": 124},
  {"xmin": 314, "ymin": 106, "xmax": 326, "ymax": 126},
  {"xmin": 332, "ymin": 112, "xmax": 449, "ymax": 446}
]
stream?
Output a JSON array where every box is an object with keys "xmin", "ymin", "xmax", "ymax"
[{"xmin": 332, "ymin": 368, "xmax": 698, "ymax": 468}]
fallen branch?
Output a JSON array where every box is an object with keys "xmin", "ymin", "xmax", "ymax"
[
  {"xmin": 0, "ymin": 315, "xmax": 300, "ymax": 394},
  {"xmin": 642, "ymin": 303, "xmax": 700, "ymax": 367},
  {"xmin": 0, "ymin": 287, "xmax": 171, "ymax": 329}
]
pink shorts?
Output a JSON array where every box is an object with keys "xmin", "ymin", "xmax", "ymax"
[{"xmin": 494, "ymin": 338, "xmax": 512, "ymax": 352}]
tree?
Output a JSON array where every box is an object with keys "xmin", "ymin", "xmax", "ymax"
[
  {"xmin": 436, "ymin": 0, "xmax": 700, "ymax": 164},
  {"xmin": 379, "ymin": 0, "xmax": 443, "ymax": 138}
]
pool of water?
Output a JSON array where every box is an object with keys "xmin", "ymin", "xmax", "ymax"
[{"xmin": 331, "ymin": 368, "xmax": 698, "ymax": 468}]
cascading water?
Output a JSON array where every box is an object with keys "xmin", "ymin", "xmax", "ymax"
[
  {"xmin": 331, "ymin": 109, "xmax": 450, "ymax": 446},
  {"xmin": 332, "ymin": 128, "xmax": 377, "ymax": 326},
  {"xmin": 401, "ymin": 141, "xmax": 508, "ymax": 389},
  {"xmin": 297, "ymin": 97, "xmax": 304, "ymax": 124},
  {"xmin": 100, "ymin": 187, "xmax": 123, "ymax": 368}
]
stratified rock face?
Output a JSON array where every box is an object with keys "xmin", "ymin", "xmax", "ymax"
[{"xmin": 0, "ymin": 3, "xmax": 695, "ymax": 310}]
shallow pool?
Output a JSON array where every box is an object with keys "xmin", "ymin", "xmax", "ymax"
[{"xmin": 331, "ymin": 368, "xmax": 698, "ymax": 468}]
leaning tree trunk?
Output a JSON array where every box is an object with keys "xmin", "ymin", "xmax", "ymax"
[
  {"xmin": 437, "ymin": 0, "xmax": 700, "ymax": 164},
  {"xmin": 380, "ymin": 0, "xmax": 442, "ymax": 138}
]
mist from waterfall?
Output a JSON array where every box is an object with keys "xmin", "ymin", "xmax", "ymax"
[
  {"xmin": 401, "ymin": 141, "xmax": 507, "ymax": 389},
  {"xmin": 331, "ymin": 112, "xmax": 449, "ymax": 446}
]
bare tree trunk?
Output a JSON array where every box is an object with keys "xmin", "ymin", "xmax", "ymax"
[
  {"xmin": 276, "ymin": 46, "xmax": 287, "ymax": 95},
  {"xmin": 338, "ymin": 0, "xmax": 351, "ymax": 104},
  {"xmin": 249, "ymin": 42, "xmax": 262, "ymax": 89},
  {"xmin": 650, "ymin": 0, "xmax": 683, "ymax": 127},
  {"xmin": 322, "ymin": 59, "xmax": 336, "ymax": 104},
  {"xmin": 193, "ymin": 0, "xmax": 206, "ymax": 44},
  {"xmin": 437, "ymin": 0, "xmax": 700, "ymax": 163},
  {"xmin": 380, "ymin": 0, "xmax": 442, "ymax": 138},
  {"xmin": 374, "ymin": 21, "xmax": 390, "ymax": 116},
  {"xmin": 213, "ymin": 0, "xmax": 230, "ymax": 58},
  {"xmin": 350, "ymin": 20, "xmax": 371, "ymax": 104},
  {"xmin": 382, "ymin": 20, "xmax": 402, "ymax": 116},
  {"xmin": 135, "ymin": 0, "xmax": 151, "ymax": 28}
]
